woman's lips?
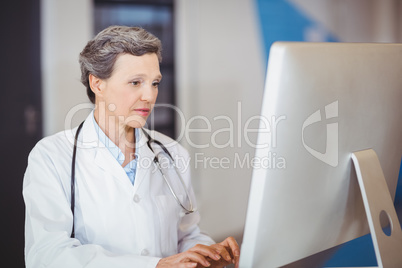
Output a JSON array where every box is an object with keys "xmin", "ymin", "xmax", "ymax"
[{"xmin": 134, "ymin": 108, "xmax": 150, "ymax": 116}]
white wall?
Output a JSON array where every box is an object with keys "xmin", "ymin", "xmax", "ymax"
[
  {"xmin": 288, "ymin": 0, "xmax": 402, "ymax": 43},
  {"xmin": 175, "ymin": 0, "xmax": 266, "ymax": 242},
  {"xmin": 41, "ymin": 0, "xmax": 93, "ymax": 136}
]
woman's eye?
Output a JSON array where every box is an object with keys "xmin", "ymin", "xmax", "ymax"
[
  {"xmin": 152, "ymin": 81, "xmax": 160, "ymax": 87},
  {"xmin": 131, "ymin": 81, "xmax": 140, "ymax": 86}
]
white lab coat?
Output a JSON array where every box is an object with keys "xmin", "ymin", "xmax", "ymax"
[{"xmin": 23, "ymin": 111, "xmax": 214, "ymax": 268}]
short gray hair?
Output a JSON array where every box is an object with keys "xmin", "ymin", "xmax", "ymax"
[{"xmin": 79, "ymin": 26, "xmax": 162, "ymax": 103}]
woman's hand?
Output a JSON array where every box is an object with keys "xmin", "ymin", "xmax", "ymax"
[
  {"xmin": 200, "ymin": 236, "xmax": 240, "ymax": 268},
  {"xmin": 157, "ymin": 237, "xmax": 240, "ymax": 268},
  {"xmin": 156, "ymin": 244, "xmax": 222, "ymax": 268}
]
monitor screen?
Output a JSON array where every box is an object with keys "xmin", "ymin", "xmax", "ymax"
[{"xmin": 239, "ymin": 42, "xmax": 402, "ymax": 267}]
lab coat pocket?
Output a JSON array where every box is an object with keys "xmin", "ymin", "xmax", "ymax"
[{"xmin": 155, "ymin": 194, "xmax": 184, "ymax": 257}]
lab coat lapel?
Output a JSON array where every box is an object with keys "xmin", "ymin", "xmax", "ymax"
[
  {"xmin": 80, "ymin": 112, "xmax": 131, "ymax": 186},
  {"xmin": 133, "ymin": 129, "xmax": 156, "ymax": 193},
  {"xmin": 93, "ymin": 148, "xmax": 129, "ymax": 185}
]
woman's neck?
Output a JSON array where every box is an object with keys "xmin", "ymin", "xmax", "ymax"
[{"xmin": 93, "ymin": 108, "xmax": 136, "ymax": 159}]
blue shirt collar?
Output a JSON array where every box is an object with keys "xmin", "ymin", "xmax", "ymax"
[{"xmin": 92, "ymin": 114, "xmax": 138, "ymax": 168}]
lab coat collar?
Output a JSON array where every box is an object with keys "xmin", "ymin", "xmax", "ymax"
[
  {"xmin": 77, "ymin": 111, "xmax": 156, "ymax": 192},
  {"xmin": 76, "ymin": 110, "xmax": 101, "ymax": 149}
]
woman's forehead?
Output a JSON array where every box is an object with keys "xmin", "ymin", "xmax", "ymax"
[{"xmin": 112, "ymin": 53, "xmax": 161, "ymax": 77}]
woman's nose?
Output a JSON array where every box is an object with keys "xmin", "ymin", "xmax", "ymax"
[{"xmin": 140, "ymin": 84, "xmax": 156, "ymax": 102}]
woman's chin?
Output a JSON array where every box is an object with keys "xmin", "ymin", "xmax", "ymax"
[
  {"xmin": 129, "ymin": 123, "xmax": 146, "ymax": 129},
  {"xmin": 124, "ymin": 115, "xmax": 149, "ymax": 129}
]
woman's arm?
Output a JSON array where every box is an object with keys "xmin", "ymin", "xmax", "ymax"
[{"xmin": 23, "ymin": 143, "xmax": 161, "ymax": 268}]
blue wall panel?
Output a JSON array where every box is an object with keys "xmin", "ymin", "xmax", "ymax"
[{"xmin": 256, "ymin": 0, "xmax": 337, "ymax": 63}]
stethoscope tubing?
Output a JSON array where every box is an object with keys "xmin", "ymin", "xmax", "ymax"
[
  {"xmin": 142, "ymin": 128, "xmax": 195, "ymax": 215},
  {"xmin": 70, "ymin": 121, "xmax": 194, "ymax": 238},
  {"xmin": 70, "ymin": 121, "xmax": 84, "ymax": 238}
]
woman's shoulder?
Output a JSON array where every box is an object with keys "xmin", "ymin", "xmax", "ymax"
[{"xmin": 29, "ymin": 128, "xmax": 77, "ymax": 158}]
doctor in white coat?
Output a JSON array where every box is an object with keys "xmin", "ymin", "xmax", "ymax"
[{"xmin": 23, "ymin": 26, "xmax": 240, "ymax": 268}]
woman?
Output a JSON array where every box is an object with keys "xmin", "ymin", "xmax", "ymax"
[{"xmin": 23, "ymin": 26, "xmax": 239, "ymax": 268}]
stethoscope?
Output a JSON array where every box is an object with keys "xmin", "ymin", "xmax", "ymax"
[{"xmin": 70, "ymin": 121, "xmax": 195, "ymax": 238}]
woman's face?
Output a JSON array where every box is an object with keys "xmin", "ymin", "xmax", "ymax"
[{"xmin": 97, "ymin": 53, "xmax": 161, "ymax": 129}]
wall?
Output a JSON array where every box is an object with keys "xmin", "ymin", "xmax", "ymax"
[
  {"xmin": 41, "ymin": 0, "xmax": 93, "ymax": 136},
  {"xmin": 289, "ymin": 0, "xmax": 402, "ymax": 43},
  {"xmin": 175, "ymin": 0, "xmax": 265, "ymax": 242}
]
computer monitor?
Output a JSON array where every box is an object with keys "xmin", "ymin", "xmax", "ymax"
[{"xmin": 239, "ymin": 42, "xmax": 402, "ymax": 267}]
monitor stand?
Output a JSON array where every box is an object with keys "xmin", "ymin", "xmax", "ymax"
[{"xmin": 351, "ymin": 149, "xmax": 402, "ymax": 268}]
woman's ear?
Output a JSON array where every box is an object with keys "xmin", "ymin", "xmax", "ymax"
[{"xmin": 89, "ymin": 74, "xmax": 105, "ymax": 98}]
